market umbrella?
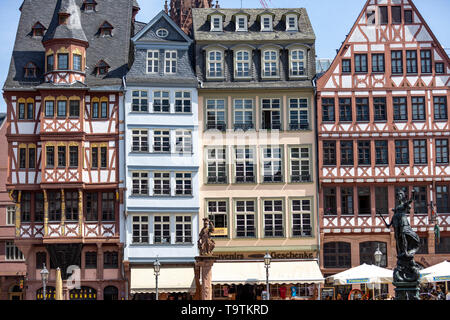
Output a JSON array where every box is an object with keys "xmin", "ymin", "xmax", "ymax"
[
  {"xmin": 420, "ymin": 260, "xmax": 450, "ymax": 283},
  {"xmin": 55, "ymin": 268, "xmax": 63, "ymax": 300},
  {"xmin": 326, "ymin": 263, "xmax": 393, "ymax": 285}
]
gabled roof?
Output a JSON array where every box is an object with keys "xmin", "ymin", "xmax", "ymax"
[{"xmin": 132, "ymin": 10, "xmax": 192, "ymax": 44}]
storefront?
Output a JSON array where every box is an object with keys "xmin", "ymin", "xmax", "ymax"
[{"xmin": 211, "ymin": 260, "xmax": 324, "ymax": 300}]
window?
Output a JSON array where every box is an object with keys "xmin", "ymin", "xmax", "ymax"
[
  {"xmin": 340, "ymin": 141, "xmax": 354, "ymax": 166},
  {"xmin": 235, "ymin": 200, "xmax": 255, "ymax": 238},
  {"xmin": 91, "ymin": 147, "xmax": 98, "ymax": 169},
  {"xmin": 5, "ymin": 242, "xmax": 24, "ymax": 261},
  {"xmin": 58, "ymin": 146, "xmax": 66, "ymax": 167},
  {"xmin": 404, "ymin": 10, "xmax": 413, "ymax": 24},
  {"xmin": 261, "ymin": 98, "xmax": 281, "ymax": 130},
  {"xmin": 211, "ymin": 16, "xmax": 223, "ymax": 32},
  {"xmin": 132, "ymin": 172, "xmax": 148, "ymax": 196},
  {"xmin": 410, "ymin": 96, "xmax": 426, "ymax": 121},
  {"xmin": 156, "ymin": 28, "xmax": 169, "ymax": 38},
  {"xmin": 92, "ymin": 101, "xmax": 99, "ymax": 118},
  {"xmin": 132, "ymin": 129, "xmax": 148, "ymax": 152},
  {"xmin": 375, "ymin": 140, "xmax": 388, "ymax": 165},
  {"xmin": 73, "ymin": 54, "xmax": 82, "ymax": 71},
  {"xmin": 233, "ymin": 99, "xmax": 253, "ymax": 130},
  {"xmin": 235, "ymin": 50, "xmax": 251, "ymax": 78},
  {"xmin": 175, "ymin": 173, "xmax": 192, "ymax": 196},
  {"xmin": 175, "ymin": 91, "xmax": 191, "ymax": 113},
  {"xmin": 413, "ymin": 186, "xmax": 428, "ymax": 214},
  {"xmin": 99, "ymin": 21, "xmax": 113, "ymax": 36},
  {"xmin": 261, "ymin": 15, "xmax": 273, "ymax": 31},
  {"xmin": 153, "ymin": 91, "xmax": 170, "ymax": 113},
  {"xmin": 19, "ymin": 147, "xmax": 26, "ymax": 169},
  {"xmin": 436, "ymin": 63, "xmax": 445, "ymax": 74},
  {"xmin": 342, "ymin": 59, "xmax": 351, "ymax": 73},
  {"xmin": 46, "ymin": 146, "xmax": 55, "ymax": 168},
  {"xmin": 85, "ymin": 252, "xmax": 97, "ymax": 269},
  {"xmin": 436, "ymin": 139, "xmax": 449, "ymax": 164},
  {"xmin": 96, "ymin": 61, "xmax": 109, "ymax": 75},
  {"xmin": 391, "ymin": 6, "xmax": 402, "ymax": 24},
  {"xmin": 356, "ymin": 98, "xmax": 369, "ymax": 122},
  {"xmin": 147, "ymin": 50, "xmax": 159, "ymax": 74},
  {"xmin": 45, "ymin": 100, "xmax": 54, "ymax": 117},
  {"xmin": 322, "ymin": 98, "xmax": 335, "ymax": 122},
  {"xmin": 34, "ymin": 192, "xmax": 44, "ymax": 222},
  {"xmin": 323, "ymin": 141, "xmax": 336, "ymax": 166},
  {"xmin": 57, "ymin": 100, "xmax": 67, "ymax": 117},
  {"xmin": 286, "ymin": 15, "xmax": 298, "ymax": 31},
  {"xmin": 164, "ymin": 50, "xmax": 177, "ymax": 74},
  {"xmin": 58, "ymin": 53, "xmax": 68, "ymax": 70},
  {"xmin": 417, "ymin": 237, "xmax": 428, "ymax": 254},
  {"xmin": 434, "ymin": 97, "xmax": 448, "ymax": 120},
  {"xmin": 153, "ymin": 172, "xmax": 170, "ymax": 196},
  {"xmin": 436, "ymin": 185, "xmax": 450, "ymax": 213},
  {"xmin": 262, "ymin": 50, "xmax": 278, "ymax": 77},
  {"xmin": 358, "ymin": 141, "xmax": 371, "ymax": 165},
  {"xmin": 85, "ymin": 192, "xmax": 98, "ymax": 221},
  {"xmin": 48, "ymin": 191, "xmax": 61, "ymax": 221},
  {"xmin": 90, "ymin": 145, "xmax": 107, "ymax": 169},
  {"xmin": 175, "ymin": 215, "xmax": 192, "ymax": 243},
  {"xmin": 27, "ymin": 102, "xmax": 34, "ymax": 120},
  {"xmin": 65, "ymin": 191, "xmax": 78, "ymax": 221},
  {"xmin": 358, "ymin": 187, "xmax": 371, "ymax": 215},
  {"xmin": 374, "ymin": 97, "xmax": 387, "ymax": 121},
  {"xmin": 339, "ymin": 98, "xmax": 352, "ymax": 122},
  {"xmin": 132, "ymin": 91, "xmax": 148, "ymax": 113},
  {"xmin": 324, "ymin": 242, "xmax": 351, "ymax": 268},
  {"xmin": 391, "ymin": 51, "xmax": 403, "ymax": 74},
  {"xmin": 47, "ymin": 54, "xmax": 54, "ymax": 72},
  {"xmin": 375, "ymin": 187, "xmax": 389, "ymax": 215},
  {"xmin": 132, "ymin": 215, "xmax": 149, "ymax": 243},
  {"xmin": 21, "ymin": 192, "xmax": 31, "ymax": 222},
  {"xmin": 341, "ymin": 187, "xmax": 354, "ymax": 216},
  {"xmin": 354, "ymin": 54, "xmax": 367, "ymax": 73},
  {"xmin": 379, "ymin": 6, "xmax": 388, "ymax": 25},
  {"xmin": 235, "ymin": 147, "xmax": 255, "ymax": 183},
  {"xmin": 236, "ymin": 16, "xmax": 247, "ymax": 31},
  {"xmin": 175, "ymin": 130, "xmax": 192, "ymax": 154},
  {"xmin": 24, "ymin": 62, "xmax": 37, "ymax": 78},
  {"xmin": 153, "ymin": 130, "xmax": 170, "ymax": 153},
  {"xmin": 436, "ymin": 237, "xmax": 450, "ymax": 254},
  {"xmin": 366, "ymin": 10, "xmax": 375, "ymax": 25},
  {"xmin": 360, "ymin": 242, "xmax": 387, "ymax": 267},
  {"xmin": 69, "ymin": 146, "xmax": 78, "ymax": 167},
  {"xmin": 207, "ymin": 50, "xmax": 223, "ymax": 78},
  {"xmin": 206, "ymin": 148, "xmax": 227, "ymax": 184},
  {"xmin": 6, "ymin": 206, "xmax": 15, "ymax": 226},
  {"xmin": 290, "ymin": 146, "xmax": 311, "ymax": 182},
  {"xmin": 289, "ymin": 98, "xmax": 309, "ymax": 130},
  {"xmin": 420, "ymin": 50, "xmax": 432, "ymax": 74},
  {"xmin": 395, "ymin": 140, "xmax": 409, "ymax": 165},
  {"xmin": 413, "ymin": 140, "xmax": 427, "ymax": 165},
  {"xmin": 291, "ymin": 199, "xmax": 312, "ymax": 237},
  {"xmin": 207, "ymin": 200, "xmax": 228, "ymax": 237},
  {"xmin": 323, "ymin": 188, "xmax": 337, "ymax": 215},
  {"xmin": 36, "ymin": 252, "xmax": 47, "ymax": 269},
  {"xmin": 290, "ymin": 49, "xmax": 306, "ymax": 76},
  {"xmin": 206, "ymin": 99, "xmax": 226, "ymax": 131},
  {"xmin": 393, "ymin": 97, "xmax": 407, "ymax": 121},
  {"xmin": 263, "ymin": 199, "xmax": 283, "ymax": 237},
  {"xmin": 104, "ymin": 252, "xmax": 118, "ymax": 269},
  {"xmin": 262, "ymin": 147, "xmax": 283, "ymax": 183},
  {"xmin": 69, "ymin": 100, "xmax": 80, "ymax": 117},
  {"xmin": 101, "ymin": 192, "xmax": 115, "ymax": 221},
  {"xmin": 18, "ymin": 103, "xmax": 26, "ymax": 120},
  {"xmin": 372, "ymin": 54, "xmax": 385, "ymax": 73},
  {"xmin": 406, "ymin": 51, "xmax": 417, "ymax": 74}
]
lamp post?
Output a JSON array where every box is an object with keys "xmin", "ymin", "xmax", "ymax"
[
  {"xmin": 40, "ymin": 263, "xmax": 49, "ymax": 301},
  {"xmin": 374, "ymin": 245, "xmax": 383, "ymax": 300},
  {"xmin": 264, "ymin": 252, "xmax": 272, "ymax": 300},
  {"xmin": 154, "ymin": 258, "xmax": 161, "ymax": 301}
]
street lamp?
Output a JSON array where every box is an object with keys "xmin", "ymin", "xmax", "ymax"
[
  {"xmin": 264, "ymin": 251, "xmax": 272, "ymax": 300},
  {"xmin": 374, "ymin": 245, "xmax": 383, "ymax": 300},
  {"xmin": 40, "ymin": 263, "xmax": 49, "ymax": 301},
  {"xmin": 153, "ymin": 258, "xmax": 161, "ymax": 301}
]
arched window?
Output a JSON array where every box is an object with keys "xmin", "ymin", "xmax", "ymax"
[
  {"xmin": 323, "ymin": 242, "xmax": 351, "ymax": 268},
  {"xmin": 262, "ymin": 49, "xmax": 279, "ymax": 78},
  {"xmin": 207, "ymin": 50, "xmax": 224, "ymax": 79},
  {"xmin": 69, "ymin": 286, "xmax": 97, "ymax": 300},
  {"xmin": 234, "ymin": 50, "xmax": 251, "ymax": 78},
  {"xmin": 359, "ymin": 241, "xmax": 387, "ymax": 267},
  {"xmin": 24, "ymin": 62, "xmax": 37, "ymax": 78},
  {"xmin": 104, "ymin": 286, "xmax": 118, "ymax": 300},
  {"xmin": 290, "ymin": 49, "xmax": 306, "ymax": 77},
  {"xmin": 36, "ymin": 286, "xmax": 56, "ymax": 300}
]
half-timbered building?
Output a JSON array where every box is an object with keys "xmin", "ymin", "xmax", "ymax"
[
  {"xmin": 316, "ymin": 0, "xmax": 450, "ymax": 298},
  {"xmin": 2, "ymin": 0, "xmax": 139, "ymax": 300}
]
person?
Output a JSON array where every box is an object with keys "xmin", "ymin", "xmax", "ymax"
[
  {"xmin": 336, "ymin": 293, "xmax": 343, "ymax": 300},
  {"xmin": 446, "ymin": 290, "xmax": 450, "ymax": 300},
  {"xmin": 436, "ymin": 287, "xmax": 445, "ymax": 300}
]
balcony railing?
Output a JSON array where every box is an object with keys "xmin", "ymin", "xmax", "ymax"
[
  {"xmin": 206, "ymin": 122, "xmax": 227, "ymax": 132},
  {"xmin": 207, "ymin": 176, "xmax": 228, "ymax": 184},
  {"xmin": 291, "ymin": 174, "xmax": 311, "ymax": 183}
]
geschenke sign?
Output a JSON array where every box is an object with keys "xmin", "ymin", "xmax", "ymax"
[{"xmin": 216, "ymin": 251, "xmax": 317, "ymax": 260}]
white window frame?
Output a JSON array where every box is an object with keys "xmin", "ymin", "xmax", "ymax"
[
  {"xmin": 131, "ymin": 90, "xmax": 148, "ymax": 113},
  {"xmin": 233, "ymin": 99, "xmax": 254, "ymax": 130},
  {"xmin": 131, "ymin": 129, "xmax": 149, "ymax": 152},
  {"xmin": 154, "ymin": 215, "xmax": 171, "ymax": 244},
  {"xmin": 289, "ymin": 98, "xmax": 309, "ymax": 130},
  {"xmin": 261, "ymin": 146, "xmax": 283, "ymax": 183},
  {"xmin": 207, "ymin": 200, "xmax": 228, "ymax": 237},
  {"xmin": 236, "ymin": 15, "xmax": 248, "ymax": 31},
  {"xmin": 175, "ymin": 91, "xmax": 192, "ymax": 113},
  {"xmin": 286, "ymin": 14, "xmax": 298, "ymax": 31},
  {"xmin": 261, "ymin": 15, "xmax": 273, "ymax": 31},
  {"xmin": 235, "ymin": 199, "xmax": 256, "ymax": 238},
  {"xmin": 262, "ymin": 49, "xmax": 279, "ymax": 78},
  {"xmin": 206, "ymin": 99, "xmax": 226, "ymax": 130},
  {"xmin": 175, "ymin": 130, "xmax": 192, "ymax": 154},
  {"xmin": 234, "ymin": 146, "xmax": 256, "ymax": 183},
  {"xmin": 175, "ymin": 172, "xmax": 193, "ymax": 196},
  {"xmin": 210, "ymin": 15, "xmax": 223, "ymax": 32},
  {"xmin": 234, "ymin": 50, "xmax": 251, "ymax": 79},
  {"xmin": 175, "ymin": 215, "xmax": 193, "ymax": 243},
  {"xmin": 164, "ymin": 50, "xmax": 177, "ymax": 74},
  {"xmin": 289, "ymin": 48, "xmax": 307, "ymax": 77},
  {"xmin": 206, "ymin": 147, "xmax": 227, "ymax": 184},
  {"xmin": 291, "ymin": 198, "xmax": 312, "ymax": 237},
  {"xmin": 263, "ymin": 199, "xmax": 284, "ymax": 238},
  {"xmin": 207, "ymin": 50, "xmax": 224, "ymax": 79},
  {"xmin": 131, "ymin": 171, "xmax": 149, "ymax": 196},
  {"xmin": 132, "ymin": 215, "xmax": 149, "ymax": 244},
  {"xmin": 153, "ymin": 91, "xmax": 170, "ymax": 113},
  {"xmin": 7, "ymin": 206, "xmax": 16, "ymax": 226},
  {"xmin": 146, "ymin": 50, "xmax": 159, "ymax": 74},
  {"xmin": 5, "ymin": 241, "xmax": 24, "ymax": 261},
  {"xmin": 153, "ymin": 129, "xmax": 171, "ymax": 153},
  {"xmin": 289, "ymin": 145, "xmax": 311, "ymax": 183},
  {"xmin": 153, "ymin": 172, "xmax": 171, "ymax": 196}
]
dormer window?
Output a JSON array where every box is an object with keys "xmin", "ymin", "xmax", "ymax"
[
  {"xmin": 289, "ymin": 48, "xmax": 307, "ymax": 77},
  {"xmin": 211, "ymin": 15, "xmax": 223, "ymax": 32},
  {"xmin": 206, "ymin": 49, "xmax": 224, "ymax": 79},
  {"xmin": 236, "ymin": 15, "xmax": 248, "ymax": 32},
  {"xmin": 58, "ymin": 13, "xmax": 70, "ymax": 26},
  {"xmin": 96, "ymin": 60, "xmax": 110, "ymax": 76},
  {"xmin": 261, "ymin": 15, "xmax": 273, "ymax": 32},
  {"xmin": 32, "ymin": 22, "xmax": 46, "ymax": 37},
  {"xmin": 262, "ymin": 49, "xmax": 279, "ymax": 78},
  {"xmin": 83, "ymin": 0, "xmax": 97, "ymax": 12},
  {"xmin": 99, "ymin": 21, "xmax": 114, "ymax": 37},
  {"xmin": 286, "ymin": 14, "xmax": 298, "ymax": 31},
  {"xmin": 24, "ymin": 62, "xmax": 37, "ymax": 78}
]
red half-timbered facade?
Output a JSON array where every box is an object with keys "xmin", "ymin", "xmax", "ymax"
[
  {"xmin": 2, "ymin": 0, "xmax": 136, "ymax": 300},
  {"xmin": 316, "ymin": 0, "xmax": 450, "ymax": 297}
]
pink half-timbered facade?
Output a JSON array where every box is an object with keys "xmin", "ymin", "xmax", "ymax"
[{"xmin": 316, "ymin": 0, "xmax": 450, "ymax": 296}]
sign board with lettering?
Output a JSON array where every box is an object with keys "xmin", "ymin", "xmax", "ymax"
[
  {"xmin": 211, "ymin": 228, "xmax": 228, "ymax": 237},
  {"xmin": 215, "ymin": 251, "xmax": 317, "ymax": 261},
  {"xmin": 321, "ymin": 287, "xmax": 335, "ymax": 300}
]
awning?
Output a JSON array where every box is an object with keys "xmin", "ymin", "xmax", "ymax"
[
  {"xmin": 212, "ymin": 261, "xmax": 324, "ymax": 285},
  {"xmin": 131, "ymin": 266, "xmax": 196, "ymax": 294}
]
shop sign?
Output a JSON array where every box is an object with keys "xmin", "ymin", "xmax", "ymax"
[
  {"xmin": 216, "ymin": 251, "xmax": 317, "ymax": 260},
  {"xmin": 346, "ymin": 278, "xmax": 369, "ymax": 284},
  {"xmin": 433, "ymin": 276, "xmax": 450, "ymax": 281},
  {"xmin": 211, "ymin": 228, "xmax": 227, "ymax": 236}
]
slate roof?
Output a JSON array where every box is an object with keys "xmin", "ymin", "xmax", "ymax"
[
  {"xmin": 192, "ymin": 8, "xmax": 316, "ymax": 42},
  {"xmin": 4, "ymin": 0, "xmax": 135, "ymax": 91}
]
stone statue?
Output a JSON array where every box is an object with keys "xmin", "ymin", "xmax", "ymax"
[
  {"xmin": 378, "ymin": 189, "xmax": 421, "ymax": 299},
  {"xmin": 198, "ymin": 218, "xmax": 215, "ymax": 256}
]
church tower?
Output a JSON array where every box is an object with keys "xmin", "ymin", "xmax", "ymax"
[{"xmin": 167, "ymin": 0, "xmax": 213, "ymax": 35}]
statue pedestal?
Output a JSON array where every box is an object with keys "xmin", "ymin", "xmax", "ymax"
[
  {"xmin": 393, "ymin": 281, "xmax": 420, "ymax": 300},
  {"xmin": 195, "ymin": 256, "xmax": 216, "ymax": 301}
]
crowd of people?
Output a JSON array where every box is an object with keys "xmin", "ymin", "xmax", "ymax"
[{"xmin": 419, "ymin": 284, "xmax": 449, "ymax": 300}]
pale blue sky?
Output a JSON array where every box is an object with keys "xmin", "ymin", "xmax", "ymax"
[{"xmin": 0, "ymin": 0, "xmax": 449, "ymax": 112}]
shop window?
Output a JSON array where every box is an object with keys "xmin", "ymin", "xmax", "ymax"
[
  {"xmin": 36, "ymin": 287, "xmax": 56, "ymax": 300},
  {"xmin": 359, "ymin": 241, "xmax": 387, "ymax": 267},
  {"xmin": 70, "ymin": 287, "xmax": 97, "ymax": 300},
  {"xmin": 104, "ymin": 286, "xmax": 118, "ymax": 300},
  {"xmin": 324, "ymin": 242, "xmax": 351, "ymax": 268}
]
